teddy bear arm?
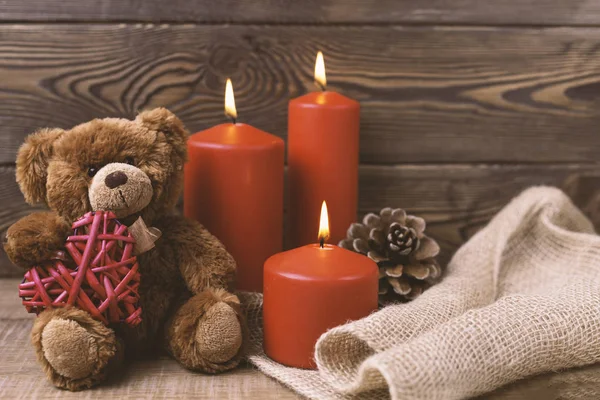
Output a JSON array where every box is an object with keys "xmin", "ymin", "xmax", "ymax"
[
  {"xmin": 4, "ymin": 211, "xmax": 71, "ymax": 269},
  {"xmin": 158, "ymin": 215, "xmax": 237, "ymax": 294}
]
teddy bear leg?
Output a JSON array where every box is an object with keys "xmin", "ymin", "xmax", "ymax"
[
  {"xmin": 165, "ymin": 288, "xmax": 246, "ymax": 373},
  {"xmin": 31, "ymin": 307, "xmax": 122, "ymax": 391}
]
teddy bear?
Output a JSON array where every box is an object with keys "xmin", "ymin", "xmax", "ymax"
[{"xmin": 3, "ymin": 108, "xmax": 246, "ymax": 391}]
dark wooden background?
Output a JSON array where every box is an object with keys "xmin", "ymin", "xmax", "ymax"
[{"xmin": 1, "ymin": 0, "xmax": 600, "ymax": 276}]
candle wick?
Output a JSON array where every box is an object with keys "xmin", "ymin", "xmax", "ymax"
[
  {"xmin": 319, "ymin": 237, "xmax": 325, "ymax": 248},
  {"xmin": 315, "ymin": 80, "xmax": 326, "ymax": 92},
  {"xmin": 231, "ymin": 116, "xmax": 237, "ymax": 125}
]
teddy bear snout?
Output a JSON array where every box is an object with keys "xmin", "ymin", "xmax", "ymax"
[
  {"xmin": 105, "ymin": 171, "xmax": 128, "ymax": 189},
  {"xmin": 89, "ymin": 163, "xmax": 153, "ymax": 218}
]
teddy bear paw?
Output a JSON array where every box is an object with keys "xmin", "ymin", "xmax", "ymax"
[
  {"xmin": 4, "ymin": 212, "xmax": 71, "ymax": 269},
  {"xmin": 195, "ymin": 302, "xmax": 243, "ymax": 364},
  {"xmin": 42, "ymin": 318, "xmax": 100, "ymax": 380},
  {"xmin": 32, "ymin": 307, "xmax": 119, "ymax": 391}
]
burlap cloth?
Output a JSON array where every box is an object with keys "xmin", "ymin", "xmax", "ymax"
[{"xmin": 239, "ymin": 187, "xmax": 600, "ymax": 399}]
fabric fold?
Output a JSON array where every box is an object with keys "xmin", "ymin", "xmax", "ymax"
[{"xmin": 242, "ymin": 186, "xmax": 600, "ymax": 400}]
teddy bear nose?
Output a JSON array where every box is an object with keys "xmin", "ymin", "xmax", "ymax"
[{"xmin": 105, "ymin": 171, "xmax": 128, "ymax": 189}]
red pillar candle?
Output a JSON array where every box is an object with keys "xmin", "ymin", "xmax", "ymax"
[
  {"xmin": 185, "ymin": 79, "xmax": 284, "ymax": 292},
  {"xmin": 263, "ymin": 202, "xmax": 378, "ymax": 369},
  {"xmin": 288, "ymin": 51, "xmax": 360, "ymax": 248}
]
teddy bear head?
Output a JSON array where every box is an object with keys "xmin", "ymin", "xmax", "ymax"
[{"xmin": 16, "ymin": 108, "xmax": 188, "ymax": 225}]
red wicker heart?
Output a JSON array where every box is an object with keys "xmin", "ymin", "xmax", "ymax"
[{"xmin": 18, "ymin": 211, "xmax": 142, "ymax": 326}]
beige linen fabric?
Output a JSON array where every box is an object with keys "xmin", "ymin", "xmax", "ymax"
[{"xmin": 241, "ymin": 187, "xmax": 600, "ymax": 400}]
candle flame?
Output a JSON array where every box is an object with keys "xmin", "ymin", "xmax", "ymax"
[
  {"xmin": 224, "ymin": 78, "xmax": 238, "ymax": 121},
  {"xmin": 318, "ymin": 201, "xmax": 330, "ymax": 246},
  {"xmin": 314, "ymin": 51, "xmax": 326, "ymax": 90}
]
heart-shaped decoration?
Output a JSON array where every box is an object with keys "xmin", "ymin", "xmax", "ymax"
[{"xmin": 19, "ymin": 211, "xmax": 142, "ymax": 326}]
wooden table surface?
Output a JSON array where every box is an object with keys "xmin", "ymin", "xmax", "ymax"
[
  {"xmin": 0, "ymin": 279, "xmax": 302, "ymax": 400},
  {"xmin": 3, "ymin": 277, "xmax": 600, "ymax": 400}
]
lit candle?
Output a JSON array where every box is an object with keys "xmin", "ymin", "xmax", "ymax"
[
  {"xmin": 184, "ymin": 79, "xmax": 285, "ymax": 292},
  {"xmin": 288, "ymin": 52, "xmax": 360, "ymax": 248},
  {"xmin": 263, "ymin": 201, "xmax": 378, "ymax": 369}
]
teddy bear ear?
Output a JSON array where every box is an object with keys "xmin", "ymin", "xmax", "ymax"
[
  {"xmin": 16, "ymin": 128, "xmax": 64, "ymax": 205},
  {"xmin": 136, "ymin": 108, "xmax": 189, "ymax": 142}
]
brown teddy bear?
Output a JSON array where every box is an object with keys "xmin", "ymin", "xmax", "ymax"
[{"xmin": 3, "ymin": 108, "xmax": 246, "ymax": 390}]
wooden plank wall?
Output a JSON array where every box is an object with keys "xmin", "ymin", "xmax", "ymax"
[{"xmin": 1, "ymin": 1, "xmax": 600, "ymax": 276}]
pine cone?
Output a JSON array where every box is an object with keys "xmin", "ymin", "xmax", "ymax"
[{"xmin": 339, "ymin": 208, "xmax": 442, "ymax": 304}]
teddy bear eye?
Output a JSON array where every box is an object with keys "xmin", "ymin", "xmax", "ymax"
[
  {"xmin": 87, "ymin": 166, "xmax": 98, "ymax": 177},
  {"xmin": 125, "ymin": 157, "xmax": 135, "ymax": 166}
]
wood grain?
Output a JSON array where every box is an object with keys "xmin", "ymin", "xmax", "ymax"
[
  {"xmin": 2, "ymin": 163, "xmax": 598, "ymax": 277},
  {"xmin": 2, "ymin": 24, "xmax": 600, "ymax": 164},
  {"xmin": 356, "ymin": 163, "xmax": 600, "ymax": 268},
  {"xmin": 563, "ymin": 172, "xmax": 600, "ymax": 231},
  {"xmin": 2, "ymin": 0, "xmax": 600, "ymax": 26},
  {"xmin": 0, "ymin": 279, "xmax": 25, "ymax": 319}
]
